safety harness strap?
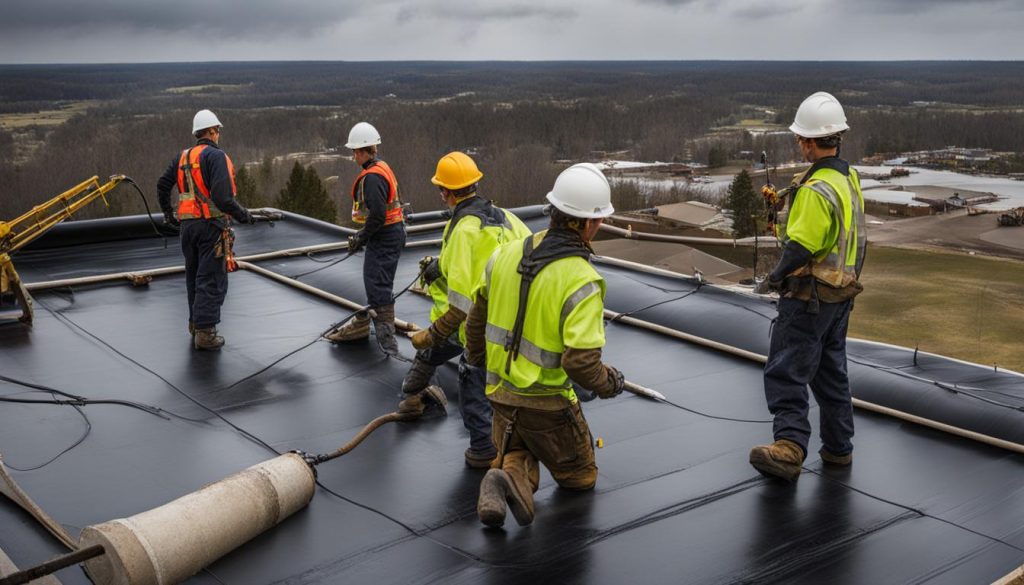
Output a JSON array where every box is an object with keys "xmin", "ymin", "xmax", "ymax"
[
  {"xmin": 503, "ymin": 229, "xmax": 591, "ymax": 374},
  {"xmin": 443, "ymin": 197, "xmax": 510, "ymax": 244}
]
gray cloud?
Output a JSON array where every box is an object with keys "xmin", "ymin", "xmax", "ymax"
[
  {"xmin": 2, "ymin": 0, "xmax": 1023, "ymax": 62},
  {"xmin": 0, "ymin": 0, "xmax": 352, "ymax": 36},
  {"xmin": 396, "ymin": 3, "xmax": 576, "ymax": 24},
  {"xmin": 635, "ymin": 0, "xmax": 700, "ymax": 5},
  {"xmin": 636, "ymin": 0, "xmax": 802, "ymax": 18},
  {"xmin": 840, "ymin": 0, "xmax": 1015, "ymax": 13}
]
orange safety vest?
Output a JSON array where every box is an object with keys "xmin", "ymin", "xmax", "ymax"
[
  {"xmin": 351, "ymin": 160, "xmax": 404, "ymax": 225},
  {"xmin": 176, "ymin": 144, "xmax": 237, "ymax": 220}
]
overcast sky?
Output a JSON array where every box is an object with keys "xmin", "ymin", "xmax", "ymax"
[{"xmin": 2, "ymin": 0, "xmax": 1022, "ymax": 63}]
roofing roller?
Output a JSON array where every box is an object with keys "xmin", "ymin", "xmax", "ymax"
[{"xmin": 79, "ymin": 453, "xmax": 315, "ymax": 585}]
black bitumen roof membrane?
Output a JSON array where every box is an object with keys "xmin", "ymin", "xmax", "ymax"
[{"xmin": 2, "ymin": 211, "xmax": 1022, "ymax": 584}]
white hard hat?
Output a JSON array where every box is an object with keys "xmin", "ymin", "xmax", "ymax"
[
  {"xmin": 789, "ymin": 91, "xmax": 849, "ymax": 138},
  {"xmin": 345, "ymin": 122, "xmax": 382, "ymax": 149},
  {"xmin": 192, "ymin": 109, "xmax": 223, "ymax": 135},
  {"xmin": 545, "ymin": 163, "xmax": 614, "ymax": 219}
]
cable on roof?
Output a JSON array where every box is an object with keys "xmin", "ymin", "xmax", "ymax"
[
  {"xmin": 0, "ymin": 374, "xmax": 207, "ymax": 423},
  {"xmin": 655, "ymin": 395, "xmax": 772, "ymax": 424},
  {"xmin": 120, "ymin": 176, "xmax": 169, "ymax": 248},
  {"xmin": 1, "ymin": 394, "xmax": 91, "ymax": 472},
  {"xmin": 606, "ymin": 289, "xmax": 701, "ymax": 325},
  {"xmin": 289, "ymin": 249, "xmax": 358, "ymax": 279},
  {"xmin": 28, "ymin": 271, "xmax": 446, "ymax": 545},
  {"xmin": 848, "ymin": 357, "xmax": 1024, "ymax": 413}
]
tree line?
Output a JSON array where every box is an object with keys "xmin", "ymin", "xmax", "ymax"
[{"xmin": 3, "ymin": 62, "xmax": 1024, "ymax": 223}]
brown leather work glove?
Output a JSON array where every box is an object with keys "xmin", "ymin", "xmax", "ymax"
[
  {"xmin": 411, "ymin": 328, "xmax": 434, "ymax": 350},
  {"xmin": 563, "ymin": 347, "xmax": 624, "ymax": 399}
]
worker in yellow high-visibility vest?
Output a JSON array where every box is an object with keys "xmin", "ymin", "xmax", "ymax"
[
  {"xmin": 404, "ymin": 152, "xmax": 532, "ymax": 468},
  {"xmin": 465, "ymin": 163, "xmax": 626, "ymax": 528},
  {"xmin": 750, "ymin": 92, "xmax": 867, "ymax": 482}
]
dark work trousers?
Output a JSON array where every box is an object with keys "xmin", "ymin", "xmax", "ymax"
[
  {"xmin": 763, "ymin": 297, "xmax": 854, "ymax": 457},
  {"xmin": 363, "ymin": 223, "xmax": 407, "ymax": 308},
  {"xmin": 415, "ymin": 337, "xmax": 493, "ymax": 453},
  {"xmin": 180, "ymin": 219, "xmax": 228, "ymax": 329}
]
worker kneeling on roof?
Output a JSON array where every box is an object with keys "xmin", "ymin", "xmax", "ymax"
[
  {"xmin": 403, "ymin": 152, "xmax": 532, "ymax": 467},
  {"xmin": 157, "ymin": 109, "xmax": 255, "ymax": 350},
  {"xmin": 466, "ymin": 163, "xmax": 626, "ymax": 528},
  {"xmin": 325, "ymin": 122, "xmax": 407, "ymax": 355},
  {"xmin": 750, "ymin": 91, "xmax": 867, "ymax": 481}
]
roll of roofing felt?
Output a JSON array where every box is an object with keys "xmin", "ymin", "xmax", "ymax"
[{"xmin": 79, "ymin": 453, "xmax": 315, "ymax": 585}]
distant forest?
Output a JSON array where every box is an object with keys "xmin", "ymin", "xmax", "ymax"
[{"xmin": 2, "ymin": 61, "xmax": 1024, "ymax": 221}]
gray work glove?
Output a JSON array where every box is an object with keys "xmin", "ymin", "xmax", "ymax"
[
  {"xmin": 162, "ymin": 211, "xmax": 181, "ymax": 231},
  {"xmin": 348, "ymin": 230, "xmax": 368, "ymax": 253},
  {"xmin": 753, "ymin": 277, "xmax": 782, "ymax": 295},
  {"xmin": 419, "ymin": 256, "xmax": 441, "ymax": 286}
]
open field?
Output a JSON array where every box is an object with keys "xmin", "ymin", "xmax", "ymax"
[
  {"xmin": 164, "ymin": 83, "xmax": 249, "ymax": 94},
  {"xmin": 851, "ymin": 245, "xmax": 1024, "ymax": 373},
  {"xmin": 0, "ymin": 100, "xmax": 98, "ymax": 129},
  {"xmin": 867, "ymin": 209, "xmax": 1024, "ymax": 259}
]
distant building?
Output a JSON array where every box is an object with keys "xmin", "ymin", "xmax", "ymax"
[
  {"xmin": 655, "ymin": 201, "xmax": 722, "ymax": 228},
  {"xmin": 591, "ymin": 238, "xmax": 743, "ymax": 281},
  {"xmin": 945, "ymin": 192, "xmax": 999, "ymax": 207},
  {"xmin": 861, "ymin": 188, "xmax": 933, "ymax": 218}
]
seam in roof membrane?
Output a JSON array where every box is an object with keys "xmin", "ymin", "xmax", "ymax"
[{"xmin": 805, "ymin": 468, "xmax": 1024, "ymax": 554}]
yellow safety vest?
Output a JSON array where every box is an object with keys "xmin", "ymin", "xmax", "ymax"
[
  {"xmin": 784, "ymin": 166, "xmax": 866, "ymax": 288},
  {"xmin": 476, "ymin": 230, "xmax": 606, "ymax": 404},
  {"xmin": 427, "ymin": 200, "xmax": 531, "ymax": 344}
]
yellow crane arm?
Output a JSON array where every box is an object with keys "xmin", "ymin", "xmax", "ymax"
[
  {"xmin": 1, "ymin": 174, "xmax": 128, "ymax": 325},
  {"xmin": 0, "ymin": 175, "xmax": 126, "ymax": 255}
]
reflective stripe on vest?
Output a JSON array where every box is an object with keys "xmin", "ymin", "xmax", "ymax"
[
  {"xmin": 428, "ymin": 207, "xmax": 532, "ymax": 345},
  {"xmin": 788, "ymin": 169, "xmax": 866, "ymax": 288},
  {"xmin": 482, "ymin": 241, "xmax": 605, "ymax": 404},
  {"xmin": 351, "ymin": 160, "xmax": 404, "ymax": 225},
  {"xmin": 176, "ymin": 145, "xmax": 237, "ymax": 220}
]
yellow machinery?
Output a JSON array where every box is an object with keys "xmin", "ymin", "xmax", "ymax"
[{"xmin": 0, "ymin": 175, "xmax": 127, "ymax": 324}]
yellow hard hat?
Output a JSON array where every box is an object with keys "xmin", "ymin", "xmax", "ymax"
[{"xmin": 431, "ymin": 152, "xmax": 483, "ymax": 191}]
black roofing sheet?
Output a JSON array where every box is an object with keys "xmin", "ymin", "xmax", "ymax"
[{"xmin": 1, "ymin": 214, "xmax": 1022, "ymax": 584}]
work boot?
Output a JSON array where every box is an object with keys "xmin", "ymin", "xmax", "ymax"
[
  {"xmin": 193, "ymin": 327, "xmax": 225, "ymax": 351},
  {"xmin": 324, "ymin": 312, "xmax": 371, "ymax": 343},
  {"xmin": 465, "ymin": 446, "xmax": 497, "ymax": 469},
  {"xmin": 749, "ymin": 439, "xmax": 805, "ymax": 482},
  {"xmin": 188, "ymin": 321, "xmax": 195, "ymax": 336},
  {"xmin": 402, "ymin": 359, "xmax": 436, "ymax": 394},
  {"xmin": 819, "ymin": 448, "xmax": 852, "ymax": 466},
  {"xmin": 478, "ymin": 469, "xmax": 534, "ymax": 528},
  {"xmin": 397, "ymin": 385, "xmax": 448, "ymax": 417},
  {"xmin": 371, "ymin": 304, "xmax": 399, "ymax": 356}
]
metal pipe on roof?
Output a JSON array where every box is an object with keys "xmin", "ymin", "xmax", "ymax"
[
  {"xmin": 236, "ymin": 261, "xmax": 420, "ymax": 332},
  {"xmin": 25, "ymin": 238, "xmax": 443, "ymax": 292},
  {"xmin": 604, "ymin": 309, "xmax": 1024, "ymax": 455},
  {"xmin": 599, "ymin": 223, "xmax": 781, "ymax": 248}
]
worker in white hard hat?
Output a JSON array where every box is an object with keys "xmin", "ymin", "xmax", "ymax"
[
  {"xmin": 156, "ymin": 109, "xmax": 255, "ymax": 350},
  {"xmin": 465, "ymin": 163, "xmax": 627, "ymax": 528},
  {"xmin": 325, "ymin": 122, "xmax": 407, "ymax": 355},
  {"xmin": 749, "ymin": 91, "xmax": 867, "ymax": 482},
  {"xmin": 401, "ymin": 152, "xmax": 532, "ymax": 468}
]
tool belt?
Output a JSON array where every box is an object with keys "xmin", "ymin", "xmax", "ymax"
[
  {"xmin": 215, "ymin": 228, "xmax": 238, "ymax": 272},
  {"xmin": 782, "ymin": 275, "xmax": 862, "ymax": 305}
]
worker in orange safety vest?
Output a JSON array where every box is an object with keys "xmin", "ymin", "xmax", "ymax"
[{"xmin": 157, "ymin": 109, "xmax": 255, "ymax": 350}]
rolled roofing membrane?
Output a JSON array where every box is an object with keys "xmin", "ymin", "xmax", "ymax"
[{"xmin": 1, "ymin": 213, "xmax": 1022, "ymax": 584}]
